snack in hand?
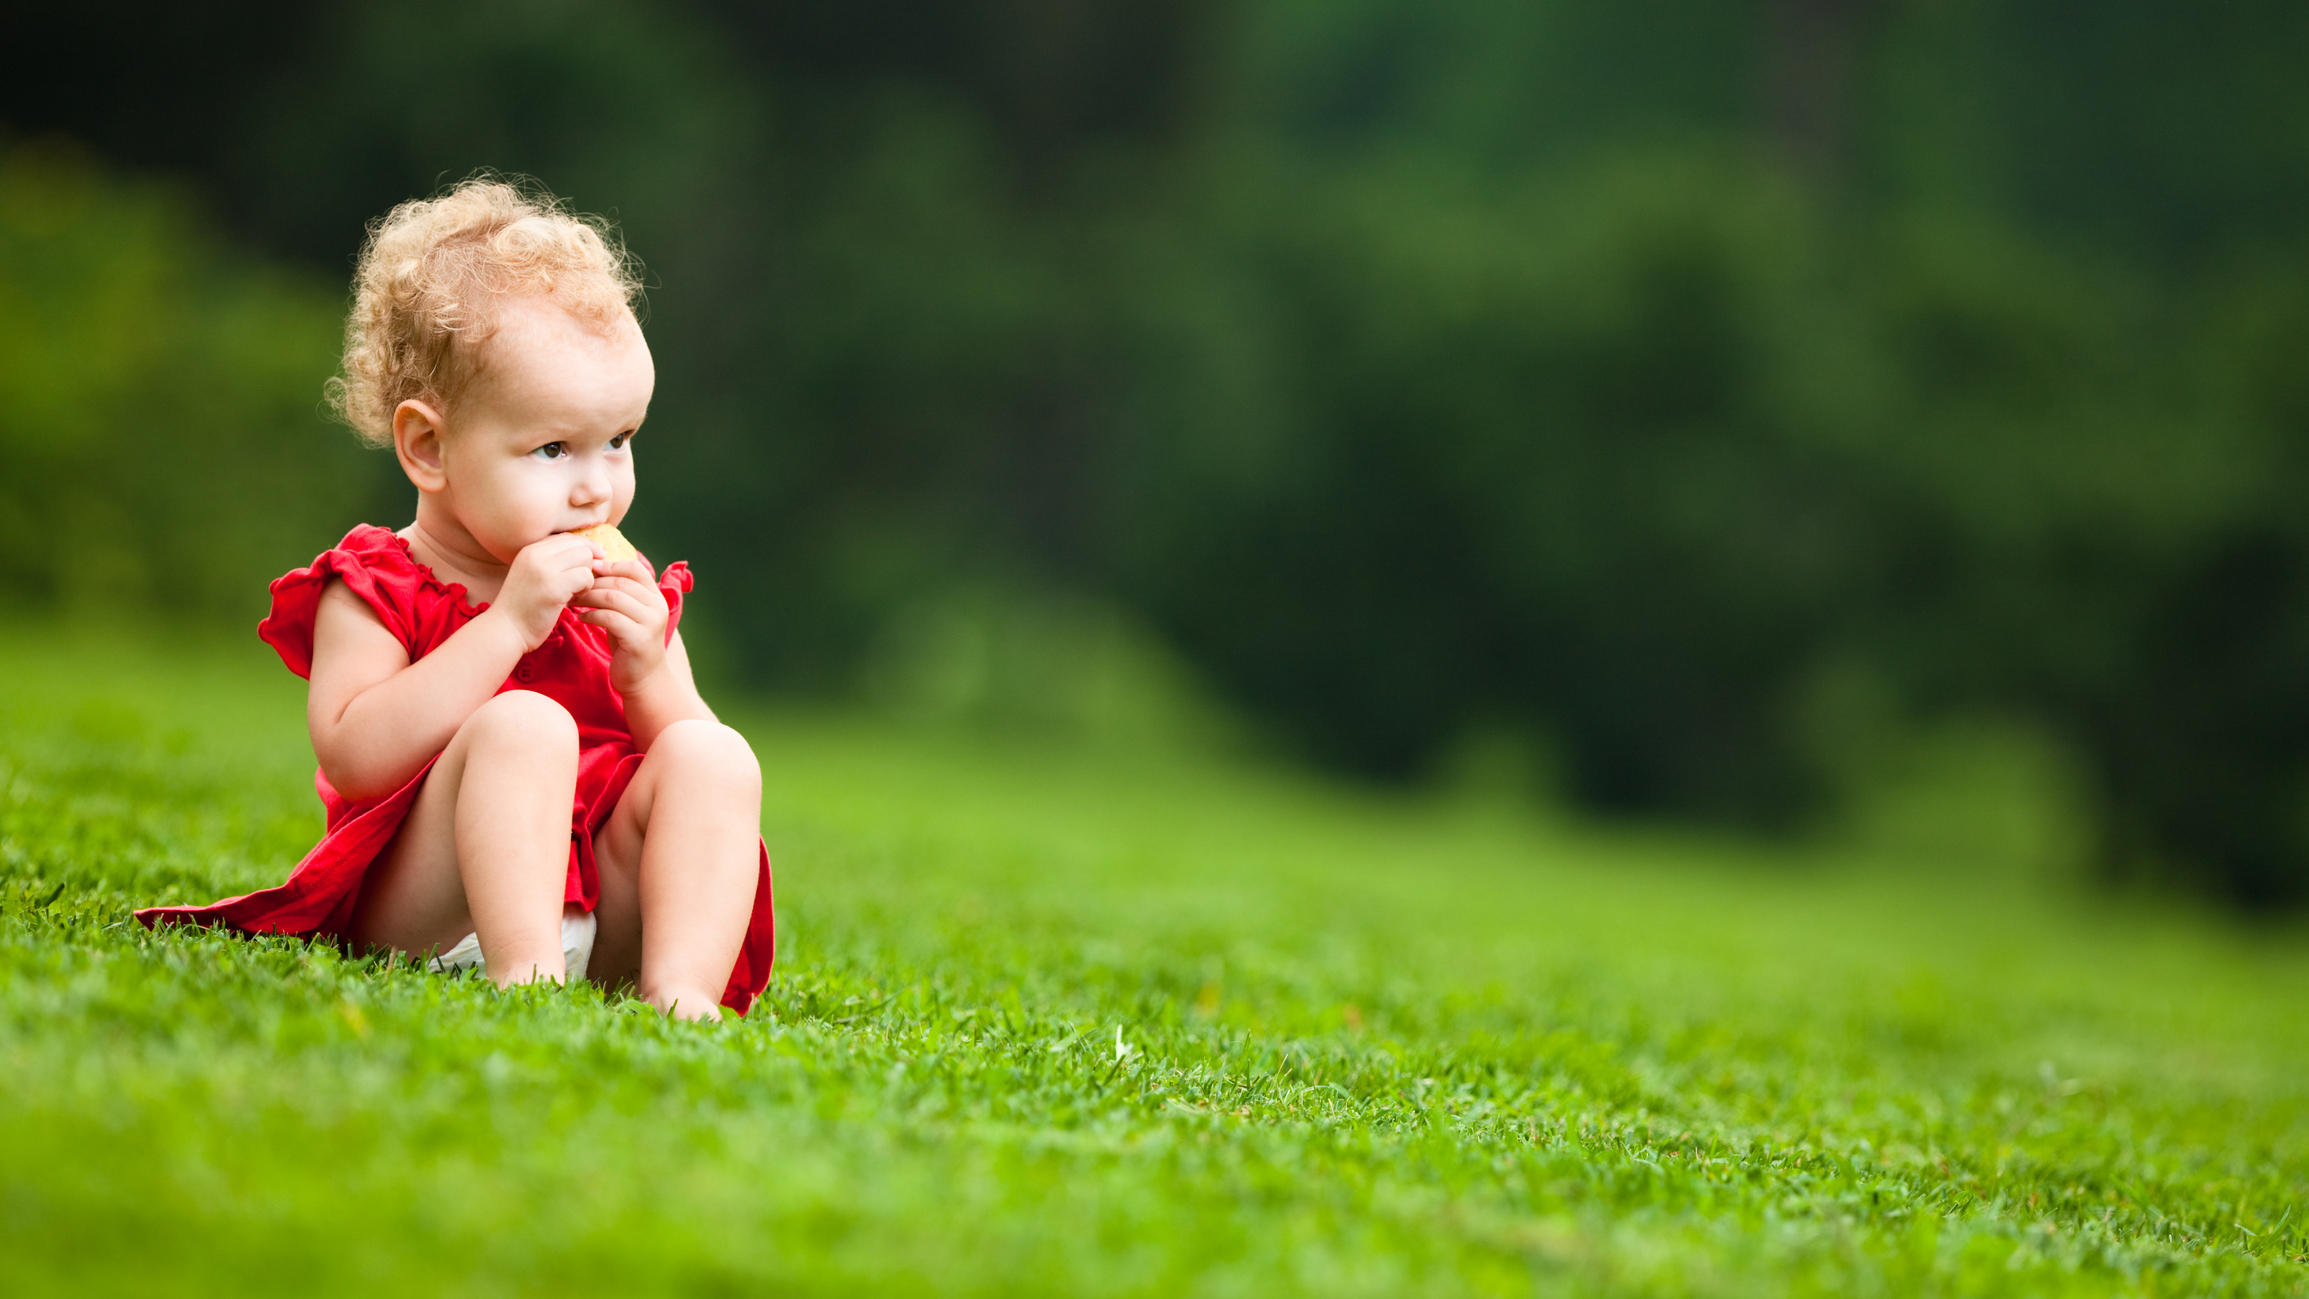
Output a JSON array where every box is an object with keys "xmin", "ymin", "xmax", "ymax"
[{"xmin": 571, "ymin": 522, "xmax": 639, "ymax": 563}]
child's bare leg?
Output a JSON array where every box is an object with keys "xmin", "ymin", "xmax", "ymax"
[
  {"xmin": 589, "ymin": 720, "xmax": 761, "ymax": 1020},
  {"xmin": 347, "ymin": 690, "xmax": 580, "ymax": 985}
]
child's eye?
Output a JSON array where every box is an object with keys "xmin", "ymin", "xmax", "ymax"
[
  {"xmin": 609, "ymin": 431, "xmax": 633, "ymax": 451},
  {"xmin": 532, "ymin": 442, "xmax": 568, "ymax": 460}
]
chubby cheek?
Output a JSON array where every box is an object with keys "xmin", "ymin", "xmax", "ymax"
[
  {"xmin": 463, "ymin": 460, "xmax": 570, "ymax": 559},
  {"xmin": 609, "ymin": 462, "xmax": 638, "ymax": 522}
]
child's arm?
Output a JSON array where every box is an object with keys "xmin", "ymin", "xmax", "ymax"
[
  {"xmin": 307, "ymin": 535, "xmax": 600, "ymax": 801},
  {"xmin": 568, "ymin": 558, "xmax": 718, "ymax": 752}
]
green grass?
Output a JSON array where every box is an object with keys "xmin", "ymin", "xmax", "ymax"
[{"xmin": 2, "ymin": 628, "xmax": 2306, "ymax": 1297}]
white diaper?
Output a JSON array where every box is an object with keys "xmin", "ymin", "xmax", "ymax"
[{"xmin": 430, "ymin": 908, "xmax": 597, "ymax": 982}]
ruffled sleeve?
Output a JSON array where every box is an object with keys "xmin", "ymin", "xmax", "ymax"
[
  {"xmin": 257, "ymin": 526, "xmax": 437, "ymax": 678},
  {"xmin": 657, "ymin": 560, "xmax": 694, "ymax": 646}
]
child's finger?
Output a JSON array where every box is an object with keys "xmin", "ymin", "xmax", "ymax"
[
  {"xmin": 570, "ymin": 588, "xmax": 659, "ymax": 622},
  {"xmin": 589, "ymin": 558, "xmax": 655, "ymax": 583},
  {"xmin": 584, "ymin": 589, "xmax": 666, "ymax": 624},
  {"xmin": 536, "ymin": 534, "xmax": 604, "ymax": 568},
  {"xmin": 553, "ymin": 571, "xmax": 599, "ymax": 603},
  {"xmin": 576, "ymin": 568, "xmax": 656, "ymax": 594},
  {"xmin": 581, "ymin": 603, "xmax": 660, "ymax": 645},
  {"xmin": 579, "ymin": 574, "xmax": 664, "ymax": 604},
  {"xmin": 579, "ymin": 608, "xmax": 644, "ymax": 639}
]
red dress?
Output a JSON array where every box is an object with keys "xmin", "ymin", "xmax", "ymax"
[{"xmin": 135, "ymin": 524, "xmax": 776, "ymax": 1014}]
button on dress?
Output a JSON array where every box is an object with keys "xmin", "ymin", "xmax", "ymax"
[{"xmin": 135, "ymin": 524, "xmax": 777, "ymax": 1014}]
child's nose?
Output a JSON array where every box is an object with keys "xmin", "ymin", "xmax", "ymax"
[{"xmin": 571, "ymin": 456, "xmax": 612, "ymax": 504}]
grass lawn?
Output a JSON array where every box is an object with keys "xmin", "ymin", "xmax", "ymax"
[{"xmin": 2, "ymin": 626, "xmax": 2306, "ymax": 1297}]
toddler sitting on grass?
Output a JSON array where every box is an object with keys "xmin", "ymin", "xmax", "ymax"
[{"xmin": 138, "ymin": 178, "xmax": 774, "ymax": 1020}]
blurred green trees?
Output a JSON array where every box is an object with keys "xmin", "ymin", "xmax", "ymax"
[
  {"xmin": 0, "ymin": 143, "xmax": 364, "ymax": 622},
  {"xmin": 9, "ymin": 0, "xmax": 2309, "ymax": 901}
]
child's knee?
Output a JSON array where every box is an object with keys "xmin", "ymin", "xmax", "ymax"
[
  {"xmin": 652, "ymin": 719, "xmax": 759, "ymax": 791},
  {"xmin": 462, "ymin": 689, "xmax": 580, "ymax": 756}
]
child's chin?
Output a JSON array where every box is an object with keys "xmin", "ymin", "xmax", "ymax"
[{"xmin": 476, "ymin": 536, "xmax": 537, "ymax": 564}]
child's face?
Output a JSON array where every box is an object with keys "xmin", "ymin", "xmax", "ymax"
[{"xmin": 421, "ymin": 294, "xmax": 655, "ymax": 563}]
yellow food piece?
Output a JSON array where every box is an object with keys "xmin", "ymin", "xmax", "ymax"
[{"xmin": 572, "ymin": 522, "xmax": 638, "ymax": 562}]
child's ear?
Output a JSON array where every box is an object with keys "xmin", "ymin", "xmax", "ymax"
[{"xmin": 392, "ymin": 400, "xmax": 450, "ymax": 493}]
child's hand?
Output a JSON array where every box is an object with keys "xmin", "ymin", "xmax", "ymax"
[
  {"xmin": 496, "ymin": 534, "xmax": 603, "ymax": 649},
  {"xmin": 570, "ymin": 557, "xmax": 671, "ymax": 694}
]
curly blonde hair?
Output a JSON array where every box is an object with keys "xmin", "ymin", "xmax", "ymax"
[{"xmin": 327, "ymin": 175, "xmax": 644, "ymax": 447}]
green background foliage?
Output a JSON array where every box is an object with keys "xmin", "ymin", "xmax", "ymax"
[
  {"xmin": 0, "ymin": 145, "xmax": 366, "ymax": 619},
  {"xmin": 8, "ymin": 9, "xmax": 2308, "ymax": 1286},
  {"xmin": 10, "ymin": 1, "xmax": 2309, "ymax": 898}
]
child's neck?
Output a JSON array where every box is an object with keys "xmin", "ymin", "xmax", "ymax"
[{"xmin": 400, "ymin": 506, "xmax": 511, "ymax": 607}]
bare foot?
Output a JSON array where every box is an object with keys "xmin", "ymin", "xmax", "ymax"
[
  {"xmin": 647, "ymin": 987, "xmax": 723, "ymax": 1022},
  {"xmin": 493, "ymin": 961, "xmax": 567, "ymax": 989}
]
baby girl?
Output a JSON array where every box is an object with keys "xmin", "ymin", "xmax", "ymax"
[{"xmin": 138, "ymin": 179, "xmax": 774, "ymax": 1020}]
